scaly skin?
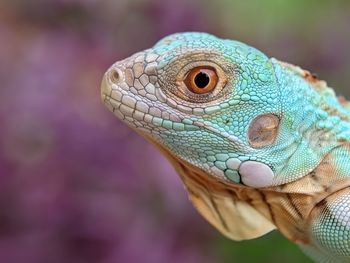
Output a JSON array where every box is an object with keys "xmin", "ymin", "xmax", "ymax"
[{"xmin": 101, "ymin": 32, "xmax": 350, "ymax": 262}]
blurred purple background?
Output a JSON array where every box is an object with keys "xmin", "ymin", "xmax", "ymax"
[{"xmin": 1, "ymin": 1, "xmax": 350, "ymax": 262}]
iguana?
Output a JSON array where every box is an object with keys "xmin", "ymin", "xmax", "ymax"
[{"xmin": 101, "ymin": 32, "xmax": 350, "ymax": 262}]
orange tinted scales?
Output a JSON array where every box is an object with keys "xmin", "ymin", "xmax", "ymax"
[
  {"xmin": 302, "ymin": 70, "xmax": 327, "ymax": 90},
  {"xmin": 303, "ymin": 71, "xmax": 318, "ymax": 83},
  {"xmin": 176, "ymin": 156, "xmax": 316, "ymax": 244},
  {"xmin": 277, "ymin": 60, "xmax": 328, "ymax": 91},
  {"xmin": 338, "ymin": 95, "xmax": 350, "ymax": 109},
  {"xmin": 154, "ymin": 139, "xmax": 350, "ymax": 245}
]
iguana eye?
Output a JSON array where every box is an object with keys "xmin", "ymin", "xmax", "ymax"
[{"xmin": 184, "ymin": 67, "xmax": 218, "ymax": 94}]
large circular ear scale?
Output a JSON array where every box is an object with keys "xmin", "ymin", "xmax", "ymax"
[{"xmin": 248, "ymin": 113, "xmax": 280, "ymax": 148}]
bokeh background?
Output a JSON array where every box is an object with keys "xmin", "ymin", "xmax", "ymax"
[{"xmin": 1, "ymin": 0, "xmax": 350, "ymax": 262}]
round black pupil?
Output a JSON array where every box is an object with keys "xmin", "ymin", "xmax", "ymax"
[{"xmin": 194, "ymin": 72, "xmax": 210, "ymax": 88}]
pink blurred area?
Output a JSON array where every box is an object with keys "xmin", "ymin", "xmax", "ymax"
[{"xmin": 0, "ymin": 1, "xmax": 216, "ymax": 263}]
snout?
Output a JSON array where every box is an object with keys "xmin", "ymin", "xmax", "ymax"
[
  {"xmin": 100, "ymin": 65, "xmax": 124, "ymax": 101},
  {"xmin": 100, "ymin": 53, "xmax": 166, "ymax": 127}
]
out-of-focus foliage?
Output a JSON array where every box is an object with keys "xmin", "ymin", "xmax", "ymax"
[{"xmin": 0, "ymin": 0, "xmax": 349, "ymax": 262}]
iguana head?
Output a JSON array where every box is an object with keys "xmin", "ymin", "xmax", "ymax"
[{"xmin": 101, "ymin": 32, "xmax": 350, "ymax": 188}]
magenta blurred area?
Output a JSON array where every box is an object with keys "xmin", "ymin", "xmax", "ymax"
[
  {"xmin": 0, "ymin": 1, "xmax": 217, "ymax": 263},
  {"xmin": 0, "ymin": 1, "xmax": 350, "ymax": 263}
]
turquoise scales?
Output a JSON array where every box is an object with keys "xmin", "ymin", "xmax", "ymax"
[{"xmin": 101, "ymin": 32, "xmax": 350, "ymax": 262}]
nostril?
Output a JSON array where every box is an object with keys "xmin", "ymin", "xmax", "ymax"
[{"xmin": 110, "ymin": 68, "xmax": 122, "ymax": 84}]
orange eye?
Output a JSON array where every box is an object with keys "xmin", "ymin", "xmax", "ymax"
[{"xmin": 184, "ymin": 67, "xmax": 218, "ymax": 94}]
